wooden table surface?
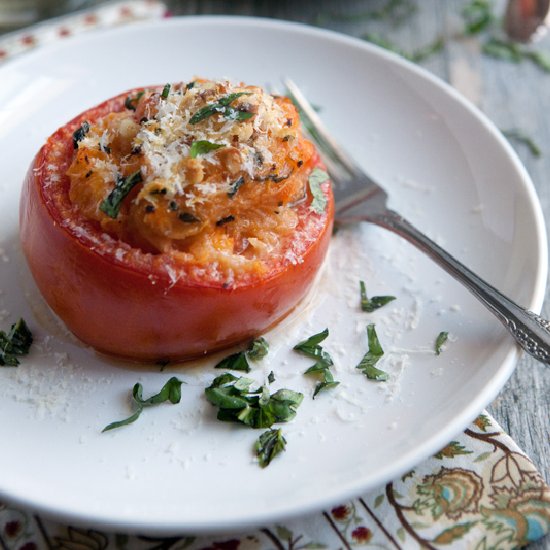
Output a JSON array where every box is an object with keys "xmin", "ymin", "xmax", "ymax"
[
  {"xmin": 1, "ymin": 0, "xmax": 548, "ymax": 547},
  {"xmin": 163, "ymin": 0, "xmax": 550, "ymax": 545}
]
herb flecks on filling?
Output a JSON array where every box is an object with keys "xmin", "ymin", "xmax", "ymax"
[{"xmin": 66, "ymin": 79, "xmax": 325, "ymax": 276}]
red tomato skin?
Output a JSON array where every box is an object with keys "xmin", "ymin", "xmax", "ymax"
[{"xmin": 19, "ymin": 93, "xmax": 334, "ymax": 362}]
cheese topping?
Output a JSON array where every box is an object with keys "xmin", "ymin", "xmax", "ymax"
[{"xmin": 67, "ymin": 79, "xmax": 317, "ymax": 274}]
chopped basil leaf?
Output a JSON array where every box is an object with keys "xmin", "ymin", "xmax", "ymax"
[
  {"xmin": 161, "ymin": 83, "xmax": 171, "ymax": 99},
  {"xmin": 247, "ymin": 337, "xmax": 269, "ymax": 361},
  {"xmin": 367, "ymin": 296, "xmax": 396, "ymax": 310},
  {"xmin": 102, "ymin": 377, "xmax": 183, "ymax": 432},
  {"xmin": 294, "ymin": 328, "xmax": 329, "ymax": 350},
  {"xmin": 0, "ymin": 318, "xmax": 33, "ymax": 367},
  {"xmin": 462, "ymin": 0, "xmax": 494, "ymax": 35},
  {"xmin": 233, "ymin": 110, "xmax": 254, "ymax": 121},
  {"xmin": 228, "ymin": 176, "xmax": 245, "ymax": 198},
  {"xmin": 124, "ymin": 91, "xmax": 144, "ymax": 111},
  {"xmin": 313, "ymin": 380, "xmax": 340, "ymax": 398},
  {"xmin": 214, "ymin": 337, "xmax": 269, "ymax": 373},
  {"xmin": 502, "ymin": 129, "xmax": 542, "ymax": 158},
  {"xmin": 101, "ymin": 409, "xmax": 143, "ymax": 432},
  {"xmin": 309, "ymin": 366, "xmax": 339, "ymax": 398},
  {"xmin": 218, "ymin": 92, "xmax": 249, "ymax": 107},
  {"xmin": 294, "ymin": 328, "xmax": 330, "ymax": 360},
  {"xmin": 205, "ymin": 373, "xmax": 303, "ymax": 429},
  {"xmin": 308, "ymin": 168, "xmax": 329, "ymax": 214},
  {"xmin": 267, "ymin": 371, "xmax": 276, "ymax": 384},
  {"xmin": 189, "ymin": 92, "xmax": 253, "ymax": 124},
  {"xmin": 303, "ymin": 363, "xmax": 328, "ymax": 375},
  {"xmin": 215, "ymin": 351, "xmax": 251, "ymax": 373},
  {"xmin": 133, "ymin": 377, "xmax": 182, "ymax": 405},
  {"xmin": 435, "ymin": 331, "xmax": 449, "ymax": 355},
  {"xmin": 356, "ymin": 324, "xmax": 388, "ymax": 381},
  {"xmin": 360, "ymin": 280, "xmax": 396, "ymax": 312},
  {"xmin": 189, "ymin": 140, "xmax": 225, "ymax": 159},
  {"xmin": 100, "ymin": 170, "xmax": 142, "ymax": 218},
  {"xmin": 186, "ymin": 81, "xmax": 196, "ymax": 90},
  {"xmin": 72, "ymin": 121, "xmax": 90, "ymax": 149},
  {"xmin": 359, "ymin": 362, "xmax": 388, "ymax": 382},
  {"xmin": 255, "ymin": 428, "xmax": 286, "ymax": 468},
  {"xmin": 295, "ymin": 329, "xmax": 339, "ymax": 398}
]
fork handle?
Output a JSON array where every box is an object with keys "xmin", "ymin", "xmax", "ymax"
[{"xmin": 370, "ymin": 209, "xmax": 550, "ymax": 364}]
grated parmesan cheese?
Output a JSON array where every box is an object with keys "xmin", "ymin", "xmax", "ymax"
[
  {"xmin": 134, "ymin": 80, "xmax": 289, "ymax": 198},
  {"xmin": 60, "ymin": 78, "xmax": 328, "ymax": 282}
]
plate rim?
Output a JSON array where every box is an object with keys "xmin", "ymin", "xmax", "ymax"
[{"xmin": 0, "ymin": 14, "xmax": 548, "ymax": 534}]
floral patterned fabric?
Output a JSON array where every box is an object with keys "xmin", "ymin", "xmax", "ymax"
[
  {"xmin": 0, "ymin": 413, "xmax": 548, "ymax": 549},
  {"xmin": 0, "ymin": 3, "xmax": 548, "ymax": 549}
]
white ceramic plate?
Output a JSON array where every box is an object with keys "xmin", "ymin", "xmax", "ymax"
[{"xmin": 0, "ymin": 17, "xmax": 546, "ymax": 534}]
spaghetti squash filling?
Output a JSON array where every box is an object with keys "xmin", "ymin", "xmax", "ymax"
[{"xmin": 66, "ymin": 80, "xmax": 316, "ymax": 274}]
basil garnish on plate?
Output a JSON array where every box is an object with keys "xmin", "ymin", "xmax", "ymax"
[
  {"xmin": 0, "ymin": 318, "xmax": 33, "ymax": 367},
  {"xmin": 204, "ymin": 373, "xmax": 303, "ymax": 429},
  {"xmin": 214, "ymin": 351, "xmax": 251, "ymax": 373},
  {"xmin": 255, "ymin": 428, "xmax": 287, "ymax": 468},
  {"xmin": 435, "ymin": 331, "xmax": 449, "ymax": 355},
  {"xmin": 359, "ymin": 280, "xmax": 396, "ymax": 312},
  {"xmin": 102, "ymin": 377, "xmax": 183, "ymax": 432},
  {"xmin": 356, "ymin": 324, "xmax": 388, "ymax": 381},
  {"xmin": 214, "ymin": 337, "xmax": 270, "ymax": 373},
  {"xmin": 294, "ymin": 328, "xmax": 339, "ymax": 398},
  {"xmin": 247, "ymin": 337, "xmax": 269, "ymax": 361}
]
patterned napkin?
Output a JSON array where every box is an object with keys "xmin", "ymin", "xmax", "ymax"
[{"xmin": 0, "ymin": 3, "xmax": 548, "ymax": 549}]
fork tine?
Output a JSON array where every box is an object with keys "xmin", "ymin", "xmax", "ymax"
[
  {"xmin": 283, "ymin": 78, "xmax": 365, "ymax": 179},
  {"xmin": 283, "ymin": 77, "xmax": 387, "ymax": 216}
]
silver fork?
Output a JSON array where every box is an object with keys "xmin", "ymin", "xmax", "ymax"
[{"xmin": 284, "ymin": 78, "xmax": 550, "ymax": 365}]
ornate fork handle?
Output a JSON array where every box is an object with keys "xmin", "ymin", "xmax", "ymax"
[{"xmin": 368, "ymin": 209, "xmax": 550, "ymax": 364}]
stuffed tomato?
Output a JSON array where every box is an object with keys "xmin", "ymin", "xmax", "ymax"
[{"xmin": 20, "ymin": 79, "xmax": 333, "ymax": 361}]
